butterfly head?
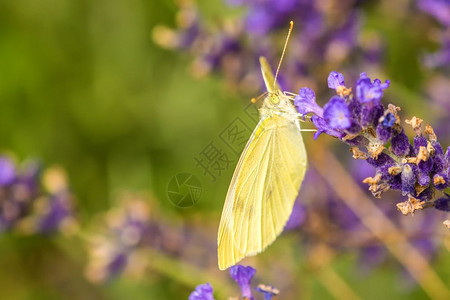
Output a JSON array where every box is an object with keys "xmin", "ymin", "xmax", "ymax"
[{"xmin": 261, "ymin": 90, "xmax": 296, "ymax": 118}]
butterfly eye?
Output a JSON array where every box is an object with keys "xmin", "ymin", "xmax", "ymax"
[{"xmin": 270, "ymin": 96, "xmax": 280, "ymax": 105}]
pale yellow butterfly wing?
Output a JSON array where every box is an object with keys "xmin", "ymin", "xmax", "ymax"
[
  {"xmin": 217, "ymin": 56, "xmax": 307, "ymax": 270},
  {"xmin": 259, "ymin": 56, "xmax": 281, "ymax": 93},
  {"xmin": 217, "ymin": 114, "xmax": 307, "ymax": 270}
]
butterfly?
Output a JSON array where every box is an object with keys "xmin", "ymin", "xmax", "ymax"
[{"xmin": 217, "ymin": 22, "xmax": 308, "ymax": 270}]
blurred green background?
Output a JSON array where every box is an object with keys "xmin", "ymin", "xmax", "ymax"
[{"xmin": 0, "ymin": 0, "xmax": 448, "ymax": 299}]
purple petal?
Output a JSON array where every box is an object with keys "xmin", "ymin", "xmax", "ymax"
[
  {"xmin": 189, "ymin": 283, "xmax": 215, "ymax": 300},
  {"xmin": 294, "ymin": 87, "xmax": 324, "ymax": 118},
  {"xmin": 418, "ymin": 0, "xmax": 450, "ymax": 26},
  {"xmin": 230, "ymin": 265, "xmax": 255, "ymax": 299},
  {"xmin": 0, "ymin": 157, "xmax": 16, "ymax": 185},
  {"xmin": 327, "ymin": 71, "xmax": 345, "ymax": 90},
  {"xmin": 434, "ymin": 195, "xmax": 450, "ymax": 212},
  {"xmin": 311, "ymin": 115, "xmax": 344, "ymax": 140},
  {"xmin": 391, "ymin": 131, "xmax": 411, "ymax": 157},
  {"xmin": 356, "ymin": 73, "xmax": 390, "ymax": 105},
  {"xmin": 323, "ymin": 96, "xmax": 351, "ymax": 129}
]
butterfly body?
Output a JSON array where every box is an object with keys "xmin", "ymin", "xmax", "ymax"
[{"xmin": 217, "ymin": 57, "xmax": 307, "ymax": 270}]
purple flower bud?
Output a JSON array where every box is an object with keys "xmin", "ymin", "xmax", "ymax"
[
  {"xmin": 413, "ymin": 136, "xmax": 427, "ymax": 154},
  {"xmin": 432, "ymin": 140, "xmax": 444, "ymax": 156},
  {"xmin": 378, "ymin": 163, "xmax": 396, "ymax": 179},
  {"xmin": 256, "ymin": 284, "xmax": 279, "ymax": 300},
  {"xmin": 388, "ymin": 175, "xmax": 402, "ymax": 190},
  {"xmin": 347, "ymin": 97, "xmax": 362, "ymax": 121},
  {"xmin": 323, "ymin": 96, "xmax": 351, "ymax": 129},
  {"xmin": 294, "ymin": 87, "xmax": 324, "ymax": 118},
  {"xmin": 230, "ymin": 265, "xmax": 256, "ymax": 299},
  {"xmin": 432, "ymin": 155, "xmax": 445, "ymax": 174},
  {"xmin": 418, "ymin": 159, "xmax": 433, "ymax": 174},
  {"xmin": 433, "ymin": 173, "xmax": 448, "ymax": 190},
  {"xmin": 401, "ymin": 164, "xmax": 416, "ymax": 196},
  {"xmin": 434, "ymin": 195, "xmax": 450, "ymax": 212},
  {"xmin": 417, "ymin": 172, "xmax": 430, "ymax": 186},
  {"xmin": 376, "ymin": 125, "xmax": 393, "ymax": 143},
  {"xmin": 381, "ymin": 113, "xmax": 396, "ymax": 127},
  {"xmin": 327, "ymin": 71, "xmax": 345, "ymax": 90},
  {"xmin": 0, "ymin": 157, "xmax": 16, "ymax": 186},
  {"xmin": 366, "ymin": 153, "xmax": 394, "ymax": 168},
  {"xmin": 360, "ymin": 104, "xmax": 384, "ymax": 127},
  {"xmin": 189, "ymin": 283, "xmax": 215, "ymax": 300},
  {"xmin": 356, "ymin": 73, "xmax": 389, "ymax": 105},
  {"xmin": 391, "ymin": 130, "xmax": 410, "ymax": 157}
]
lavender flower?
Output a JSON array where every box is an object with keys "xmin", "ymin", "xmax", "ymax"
[
  {"xmin": 355, "ymin": 72, "xmax": 390, "ymax": 105},
  {"xmin": 0, "ymin": 157, "xmax": 16, "ymax": 185},
  {"xmin": 296, "ymin": 72, "xmax": 449, "ymax": 217},
  {"xmin": 85, "ymin": 198, "xmax": 155, "ymax": 283},
  {"xmin": 0, "ymin": 157, "xmax": 77, "ymax": 234},
  {"xmin": 190, "ymin": 265, "xmax": 279, "ymax": 300},
  {"xmin": 434, "ymin": 194, "xmax": 450, "ymax": 211},
  {"xmin": 294, "ymin": 88, "xmax": 323, "ymax": 118},
  {"xmin": 323, "ymin": 96, "xmax": 352, "ymax": 130},
  {"xmin": 255, "ymin": 284, "xmax": 280, "ymax": 300},
  {"xmin": 417, "ymin": 1, "xmax": 450, "ymax": 69},
  {"xmin": 418, "ymin": 0, "xmax": 450, "ymax": 26},
  {"xmin": 85, "ymin": 196, "xmax": 197, "ymax": 283},
  {"xmin": 230, "ymin": 265, "xmax": 256, "ymax": 299},
  {"xmin": 154, "ymin": 0, "xmax": 368, "ymax": 93},
  {"xmin": 189, "ymin": 283, "xmax": 215, "ymax": 300}
]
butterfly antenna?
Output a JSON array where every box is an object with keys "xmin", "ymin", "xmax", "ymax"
[
  {"xmin": 251, "ymin": 92, "xmax": 268, "ymax": 104},
  {"xmin": 273, "ymin": 21, "xmax": 294, "ymax": 90}
]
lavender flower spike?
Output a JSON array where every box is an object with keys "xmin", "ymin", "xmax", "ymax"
[
  {"xmin": 230, "ymin": 265, "xmax": 256, "ymax": 299},
  {"xmin": 296, "ymin": 70, "xmax": 449, "ymax": 221},
  {"xmin": 189, "ymin": 283, "xmax": 215, "ymax": 300}
]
